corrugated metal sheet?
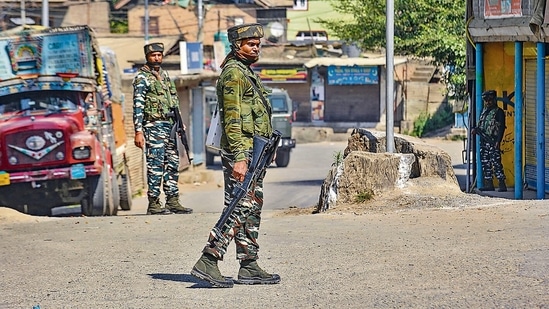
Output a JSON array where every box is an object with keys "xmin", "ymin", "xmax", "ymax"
[
  {"xmin": 467, "ymin": 17, "xmax": 537, "ymax": 42},
  {"xmin": 524, "ymin": 59, "xmax": 549, "ymax": 190},
  {"xmin": 304, "ymin": 57, "xmax": 408, "ymax": 68}
]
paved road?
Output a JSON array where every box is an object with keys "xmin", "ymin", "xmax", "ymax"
[
  {"xmin": 1, "ymin": 199, "xmax": 547, "ymax": 308},
  {"xmin": 123, "ymin": 140, "xmax": 348, "ymax": 215},
  {"xmin": 1, "ymin": 138, "xmax": 548, "ymax": 308}
]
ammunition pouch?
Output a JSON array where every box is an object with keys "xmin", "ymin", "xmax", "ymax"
[{"xmin": 144, "ymin": 113, "xmax": 171, "ymax": 122}]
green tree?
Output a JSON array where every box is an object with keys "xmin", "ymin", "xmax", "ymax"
[{"xmin": 318, "ymin": 0, "xmax": 466, "ymax": 101}]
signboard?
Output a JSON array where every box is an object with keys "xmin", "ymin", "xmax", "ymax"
[
  {"xmin": 180, "ymin": 42, "xmax": 203, "ymax": 75},
  {"xmin": 484, "ymin": 0, "xmax": 522, "ymax": 18},
  {"xmin": 254, "ymin": 67, "xmax": 307, "ymax": 83},
  {"xmin": 0, "ymin": 30, "xmax": 94, "ymax": 80},
  {"xmin": 327, "ymin": 65, "xmax": 378, "ymax": 85}
]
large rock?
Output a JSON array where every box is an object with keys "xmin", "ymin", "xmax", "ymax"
[{"xmin": 317, "ymin": 129, "xmax": 460, "ymax": 212}]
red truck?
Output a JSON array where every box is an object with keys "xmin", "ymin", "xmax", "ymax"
[{"xmin": 0, "ymin": 25, "xmax": 131, "ymax": 216}]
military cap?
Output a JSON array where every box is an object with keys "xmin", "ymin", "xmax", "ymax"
[
  {"xmin": 144, "ymin": 42, "xmax": 164, "ymax": 56},
  {"xmin": 482, "ymin": 90, "xmax": 496, "ymax": 100},
  {"xmin": 227, "ymin": 23, "xmax": 264, "ymax": 43}
]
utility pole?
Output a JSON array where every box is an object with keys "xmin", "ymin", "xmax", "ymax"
[
  {"xmin": 386, "ymin": 0, "xmax": 395, "ymax": 153},
  {"xmin": 21, "ymin": 0, "xmax": 26, "ymax": 26},
  {"xmin": 42, "ymin": 0, "xmax": 49, "ymax": 27},
  {"xmin": 197, "ymin": 0, "xmax": 204, "ymax": 42},
  {"xmin": 145, "ymin": 0, "xmax": 149, "ymax": 44}
]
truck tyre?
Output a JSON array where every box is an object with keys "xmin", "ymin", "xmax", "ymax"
[
  {"xmin": 81, "ymin": 173, "xmax": 106, "ymax": 216},
  {"xmin": 119, "ymin": 165, "xmax": 132, "ymax": 211},
  {"xmin": 206, "ymin": 151, "xmax": 215, "ymax": 166},
  {"xmin": 275, "ymin": 148, "xmax": 291, "ymax": 167},
  {"xmin": 109, "ymin": 171, "xmax": 120, "ymax": 216}
]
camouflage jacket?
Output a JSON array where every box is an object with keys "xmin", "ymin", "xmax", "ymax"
[
  {"xmin": 217, "ymin": 58, "xmax": 273, "ymax": 162},
  {"xmin": 132, "ymin": 65, "xmax": 179, "ymax": 132},
  {"xmin": 478, "ymin": 105, "xmax": 505, "ymax": 143}
]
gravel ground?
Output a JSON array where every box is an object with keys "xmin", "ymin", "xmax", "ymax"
[
  {"xmin": 0, "ymin": 198, "xmax": 548, "ymax": 308},
  {"xmin": 0, "ymin": 135, "xmax": 548, "ymax": 308}
]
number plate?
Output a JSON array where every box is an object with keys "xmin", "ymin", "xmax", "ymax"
[
  {"xmin": 0, "ymin": 171, "xmax": 10, "ymax": 186},
  {"xmin": 70, "ymin": 164, "xmax": 86, "ymax": 180}
]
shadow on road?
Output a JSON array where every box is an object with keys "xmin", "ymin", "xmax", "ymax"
[
  {"xmin": 149, "ymin": 273, "xmax": 238, "ymax": 289},
  {"xmin": 268, "ymin": 179, "xmax": 324, "ymax": 186}
]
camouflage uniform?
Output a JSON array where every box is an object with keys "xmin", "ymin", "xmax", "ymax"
[
  {"xmin": 133, "ymin": 62, "xmax": 180, "ymax": 211},
  {"xmin": 192, "ymin": 23, "xmax": 279, "ymax": 288},
  {"xmin": 478, "ymin": 103, "xmax": 506, "ymax": 181},
  {"xmin": 202, "ymin": 58, "xmax": 273, "ymax": 260}
]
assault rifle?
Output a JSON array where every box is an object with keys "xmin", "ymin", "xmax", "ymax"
[
  {"xmin": 169, "ymin": 106, "xmax": 192, "ymax": 164},
  {"xmin": 213, "ymin": 130, "xmax": 282, "ymax": 231},
  {"xmin": 473, "ymin": 127, "xmax": 497, "ymax": 146}
]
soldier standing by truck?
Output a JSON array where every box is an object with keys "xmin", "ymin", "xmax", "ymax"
[{"xmin": 133, "ymin": 43, "xmax": 193, "ymax": 215}]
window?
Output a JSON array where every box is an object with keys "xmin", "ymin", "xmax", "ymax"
[{"xmin": 141, "ymin": 16, "xmax": 159, "ymax": 35}]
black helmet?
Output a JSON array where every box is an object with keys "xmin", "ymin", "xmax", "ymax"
[{"xmin": 482, "ymin": 90, "xmax": 496, "ymax": 101}]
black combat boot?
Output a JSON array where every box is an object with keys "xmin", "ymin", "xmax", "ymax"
[
  {"xmin": 497, "ymin": 179, "xmax": 507, "ymax": 192},
  {"xmin": 146, "ymin": 197, "xmax": 172, "ymax": 215},
  {"xmin": 191, "ymin": 253, "xmax": 234, "ymax": 288},
  {"xmin": 479, "ymin": 179, "xmax": 495, "ymax": 191},
  {"xmin": 165, "ymin": 195, "xmax": 193, "ymax": 214},
  {"xmin": 236, "ymin": 260, "xmax": 281, "ymax": 285}
]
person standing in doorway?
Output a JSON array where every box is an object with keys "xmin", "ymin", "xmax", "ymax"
[
  {"xmin": 472, "ymin": 90, "xmax": 507, "ymax": 192},
  {"xmin": 190, "ymin": 23, "xmax": 280, "ymax": 288},
  {"xmin": 133, "ymin": 42, "xmax": 193, "ymax": 215}
]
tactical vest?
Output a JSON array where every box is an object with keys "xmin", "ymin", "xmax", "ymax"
[
  {"xmin": 479, "ymin": 107, "xmax": 501, "ymax": 137},
  {"xmin": 140, "ymin": 68, "xmax": 177, "ymax": 121}
]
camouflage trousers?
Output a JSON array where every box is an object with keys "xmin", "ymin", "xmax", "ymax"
[
  {"xmin": 143, "ymin": 121, "xmax": 180, "ymax": 198},
  {"xmin": 203, "ymin": 151, "xmax": 264, "ymax": 261},
  {"xmin": 480, "ymin": 141, "xmax": 505, "ymax": 180}
]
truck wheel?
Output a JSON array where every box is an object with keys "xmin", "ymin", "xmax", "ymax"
[
  {"xmin": 81, "ymin": 173, "xmax": 106, "ymax": 216},
  {"xmin": 275, "ymin": 149, "xmax": 291, "ymax": 167},
  {"xmin": 206, "ymin": 151, "xmax": 215, "ymax": 166},
  {"xmin": 119, "ymin": 166, "xmax": 132, "ymax": 211},
  {"xmin": 108, "ymin": 171, "xmax": 120, "ymax": 216}
]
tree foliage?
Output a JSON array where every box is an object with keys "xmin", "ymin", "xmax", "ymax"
[{"xmin": 318, "ymin": 0, "xmax": 467, "ymax": 100}]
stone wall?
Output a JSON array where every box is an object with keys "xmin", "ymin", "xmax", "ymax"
[{"xmin": 317, "ymin": 129, "xmax": 460, "ymax": 212}]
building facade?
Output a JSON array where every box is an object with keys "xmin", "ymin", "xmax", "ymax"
[{"xmin": 467, "ymin": 0, "xmax": 548, "ymax": 198}]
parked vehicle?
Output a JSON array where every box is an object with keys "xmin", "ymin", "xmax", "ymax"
[
  {"xmin": 0, "ymin": 25, "xmax": 131, "ymax": 216},
  {"xmin": 295, "ymin": 30, "xmax": 328, "ymax": 42},
  {"xmin": 205, "ymin": 87, "xmax": 296, "ymax": 167}
]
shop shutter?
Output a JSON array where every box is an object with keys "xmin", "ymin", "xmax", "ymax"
[{"xmin": 523, "ymin": 59, "xmax": 549, "ymax": 192}]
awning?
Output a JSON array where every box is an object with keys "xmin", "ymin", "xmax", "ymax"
[{"xmin": 304, "ymin": 56, "xmax": 408, "ymax": 68}]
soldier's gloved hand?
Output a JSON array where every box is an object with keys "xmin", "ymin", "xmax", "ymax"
[
  {"xmin": 232, "ymin": 160, "xmax": 248, "ymax": 182},
  {"xmin": 134, "ymin": 131, "xmax": 145, "ymax": 149}
]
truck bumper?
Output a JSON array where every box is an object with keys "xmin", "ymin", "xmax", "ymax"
[{"xmin": 3, "ymin": 164, "xmax": 101, "ymax": 185}]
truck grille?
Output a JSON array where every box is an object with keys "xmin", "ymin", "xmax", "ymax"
[{"xmin": 5, "ymin": 129, "xmax": 66, "ymax": 166}]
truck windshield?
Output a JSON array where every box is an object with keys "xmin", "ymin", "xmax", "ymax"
[
  {"xmin": 269, "ymin": 96, "xmax": 288, "ymax": 113},
  {"xmin": 0, "ymin": 90, "xmax": 79, "ymax": 119}
]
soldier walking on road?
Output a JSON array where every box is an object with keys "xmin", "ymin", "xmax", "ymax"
[
  {"xmin": 472, "ymin": 90, "xmax": 507, "ymax": 192},
  {"xmin": 133, "ymin": 43, "xmax": 193, "ymax": 215},
  {"xmin": 190, "ymin": 23, "xmax": 280, "ymax": 288}
]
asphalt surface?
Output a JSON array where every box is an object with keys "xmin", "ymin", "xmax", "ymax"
[{"xmin": 0, "ymin": 136, "xmax": 548, "ymax": 308}]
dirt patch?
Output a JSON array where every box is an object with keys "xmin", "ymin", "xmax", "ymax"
[
  {"xmin": 276, "ymin": 187, "xmax": 512, "ymax": 217},
  {"xmin": 0, "ymin": 207, "xmax": 53, "ymax": 224}
]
